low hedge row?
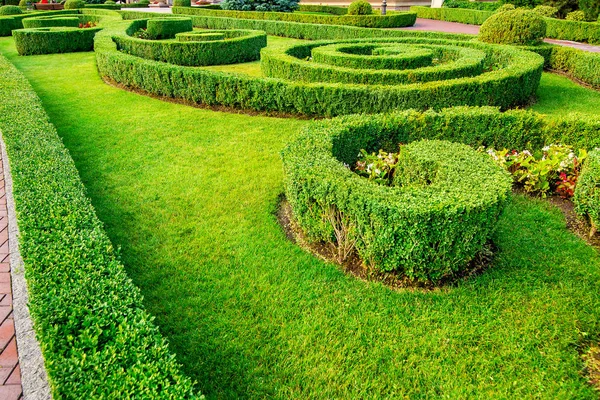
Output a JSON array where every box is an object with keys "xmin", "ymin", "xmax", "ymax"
[
  {"xmin": 14, "ymin": 25, "xmax": 101, "ymax": 55},
  {"xmin": 282, "ymin": 121, "xmax": 512, "ymax": 282},
  {"xmin": 146, "ymin": 16, "xmax": 192, "ymax": 39},
  {"xmin": 297, "ymin": 4, "xmax": 347, "ymax": 15},
  {"xmin": 575, "ymin": 149, "xmax": 600, "ymax": 234},
  {"xmin": 262, "ymin": 39, "xmax": 489, "ymax": 85},
  {"xmin": 22, "ymin": 15, "xmax": 80, "ymax": 28},
  {"xmin": 282, "ymin": 107, "xmax": 600, "ymax": 279},
  {"xmin": 171, "ymin": 6, "xmax": 417, "ymax": 28},
  {"xmin": 0, "ymin": 52, "xmax": 197, "ymax": 399},
  {"xmin": 115, "ymin": 23, "xmax": 267, "ymax": 66},
  {"xmin": 411, "ymin": 5, "xmax": 600, "ymax": 44},
  {"xmin": 0, "ymin": 9, "xmax": 78, "ymax": 36}
]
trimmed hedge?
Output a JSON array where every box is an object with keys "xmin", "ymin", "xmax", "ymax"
[
  {"xmin": 171, "ymin": 6, "xmax": 417, "ymax": 28},
  {"xmin": 0, "ymin": 9, "xmax": 79, "ymax": 35},
  {"xmin": 281, "ymin": 116, "xmax": 512, "ymax": 281},
  {"xmin": 0, "ymin": 4, "xmax": 22, "ymax": 14},
  {"xmin": 146, "ymin": 17, "xmax": 192, "ymax": 39},
  {"xmin": 64, "ymin": 0, "xmax": 86, "ymax": 9},
  {"xmin": 0, "ymin": 51, "xmax": 197, "ymax": 399},
  {"xmin": 14, "ymin": 26, "xmax": 101, "ymax": 55},
  {"xmin": 479, "ymin": 9, "xmax": 547, "ymax": 45},
  {"xmin": 410, "ymin": 5, "xmax": 493, "ymax": 25},
  {"xmin": 114, "ymin": 25, "xmax": 267, "ymax": 66},
  {"xmin": 575, "ymin": 149, "xmax": 600, "ymax": 234},
  {"xmin": 443, "ymin": 0, "xmax": 501, "ymax": 11},
  {"xmin": 297, "ymin": 4, "xmax": 347, "ymax": 15},
  {"xmin": 22, "ymin": 15, "xmax": 80, "ymax": 28}
]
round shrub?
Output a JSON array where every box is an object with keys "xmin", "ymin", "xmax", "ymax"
[
  {"xmin": 479, "ymin": 9, "xmax": 547, "ymax": 45},
  {"xmin": 18, "ymin": 0, "xmax": 28, "ymax": 9},
  {"xmin": 139, "ymin": 0, "xmax": 150, "ymax": 3},
  {"xmin": 566, "ymin": 10, "xmax": 586, "ymax": 20},
  {"xmin": 173, "ymin": 0, "xmax": 191, "ymax": 5},
  {"xmin": 23, "ymin": 16, "xmax": 80, "ymax": 28},
  {"xmin": 532, "ymin": 5, "xmax": 558, "ymax": 17},
  {"xmin": 347, "ymin": 0, "xmax": 372, "ymax": 15},
  {"xmin": 282, "ymin": 118, "xmax": 512, "ymax": 282},
  {"xmin": 146, "ymin": 17, "xmax": 192, "ymax": 40},
  {"xmin": 0, "ymin": 5, "xmax": 22, "ymax": 14},
  {"xmin": 64, "ymin": 0, "xmax": 85, "ymax": 8},
  {"xmin": 494, "ymin": 3, "xmax": 516, "ymax": 13},
  {"xmin": 104, "ymin": 0, "xmax": 116, "ymax": 4}
]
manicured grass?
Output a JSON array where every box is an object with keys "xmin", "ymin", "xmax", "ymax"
[
  {"xmin": 533, "ymin": 72, "xmax": 600, "ymax": 116},
  {"xmin": 1, "ymin": 38, "xmax": 600, "ymax": 398}
]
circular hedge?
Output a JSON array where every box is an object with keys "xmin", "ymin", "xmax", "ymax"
[
  {"xmin": 0, "ymin": 5, "xmax": 22, "ymax": 15},
  {"xmin": 114, "ymin": 27, "xmax": 267, "ymax": 66},
  {"xmin": 281, "ymin": 115, "xmax": 512, "ymax": 282},
  {"xmin": 146, "ymin": 17, "xmax": 192, "ymax": 40},
  {"xmin": 348, "ymin": 0, "xmax": 372, "ymax": 15},
  {"xmin": 22, "ymin": 16, "xmax": 80, "ymax": 29},
  {"xmin": 14, "ymin": 26, "xmax": 102, "ymax": 55},
  {"xmin": 479, "ymin": 9, "xmax": 547, "ymax": 45}
]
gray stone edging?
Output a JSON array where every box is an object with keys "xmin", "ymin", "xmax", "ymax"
[{"xmin": 0, "ymin": 132, "xmax": 52, "ymax": 400}]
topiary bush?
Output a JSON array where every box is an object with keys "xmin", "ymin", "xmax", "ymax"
[
  {"xmin": 18, "ymin": 0, "xmax": 27, "ymax": 9},
  {"xmin": 575, "ymin": 149, "xmax": 600, "ymax": 237},
  {"xmin": 146, "ymin": 17, "xmax": 192, "ymax": 39},
  {"xmin": 533, "ymin": 5, "xmax": 559, "ymax": 17},
  {"xmin": 0, "ymin": 5, "xmax": 22, "ymax": 14},
  {"xmin": 347, "ymin": 0, "xmax": 372, "ymax": 16},
  {"xmin": 173, "ymin": 0, "xmax": 190, "ymax": 6},
  {"xmin": 566, "ymin": 10, "xmax": 587, "ymax": 20},
  {"xmin": 479, "ymin": 9, "xmax": 547, "ymax": 45},
  {"xmin": 64, "ymin": 0, "xmax": 85, "ymax": 8},
  {"xmin": 494, "ymin": 3, "xmax": 516, "ymax": 13}
]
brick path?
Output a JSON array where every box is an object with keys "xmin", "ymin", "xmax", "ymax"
[
  {"xmin": 0, "ymin": 153, "xmax": 22, "ymax": 400},
  {"xmin": 398, "ymin": 18, "xmax": 600, "ymax": 53}
]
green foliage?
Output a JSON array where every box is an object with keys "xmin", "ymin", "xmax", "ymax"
[
  {"xmin": 220, "ymin": 0, "xmax": 298, "ymax": 12},
  {"xmin": 566, "ymin": 9, "xmax": 587, "ymax": 19},
  {"xmin": 22, "ymin": 15, "xmax": 80, "ymax": 28},
  {"xmin": 172, "ymin": 6, "xmax": 417, "ymax": 28},
  {"xmin": 115, "ymin": 27, "xmax": 267, "ymax": 66},
  {"xmin": 495, "ymin": 3, "xmax": 516, "ymax": 12},
  {"xmin": 282, "ymin": 123, "xmax": 511, "ymax": 282},
  {"xmin": 347, "ymin": 0, "xmax": 372, "ymax": 15},
  {"xmin": 0, "ymin": 10, "xmax": 80, "ymax": 36},
  {"xmin": 443, "ymin": 0, "xmax": 502, "ymax": 11},
  {"xmin": 501, "ymin": 0, "xmax": 541, "ymax": 8},
  {"xmin": 411, "ymin": 5, "xmax": 493, "ymax": 24},
  {"xmin": 0, "ymin": 51, "xmax": 198, "ymax": 400},
  {"xmin": 146, "ymin": 17, "xmax": 192, "ymax": 39},
  {"xmin": 544, "ymin": 16, "xmax": 600, "ymax": 43},
  {"xmin": 297, "ymin": 4, "xmax": 347, "ymax": 15},
  {"xmin": 64, "ymin": 0, "xmax": 86, "ymax": 8},
  {"xmin": 543, "ymin": 0, "xmax": 578, "ymax": 17},
  {"xmin": 545, "ymin": 44, "xmax": 600, "ymax": 87},
  {"xmin": 104, "ymin": 0, "xmax": 115, "ymax": 3},
  {"xmin": 579, "ymin": 0, "xmax": 600, "ymax": 20},
  {"xmin": 14, "ymin": 26, "xmax": 101, "ymax": 55},
  {"xmin": 479, "ymin": 9, "xmax": 547, "ymax": 45},
  {"xmin": 17, "ymin": 0, "xmax": 26, "ymax": 8},
  {"xmin": 533, "ymin": 5, "xmax": 559, "ymax": 17},
  {"xmin": 173, "ymin": 0, "xmax": 190, "ymax": 6},
  {"xmin": 574, "ymin": 149, "xmax": 600, "ymax": 234},
  {"xmin": 0, "ymin": 4, "xmax": 21, "ymax": 14}
]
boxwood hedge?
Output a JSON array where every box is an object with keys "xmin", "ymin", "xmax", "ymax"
[
  {"xmin": 22, "ymin": 15, "xmax": 81, "ymax": 28},
  {"xmin": 0, "ymin": 9, "xmax": 78, "ymax": 36},
  {"xmin": 575, "ymin": 149, "xmax": 600, "ymax": 234},
  {"xmin": 14, "ymin": 25, "xmax": 102, "ymax": 55},
  {"xmin": 172, "ymin": 6, "xmax": 417, "ymax": 28},
  {"xmin": 146, "ymin": 17, "xmax": 192, "ymax": 39},
  {"xmin": 114, "ymin": 22, "xmax": 267, "ymax": 66},
  {"xmin": 0, "ymin": 52, "xmax": 198, "ymax": 399},
  {"xmin": 297, "ymin": 4, "xmax": 347, "ymax": 15}
]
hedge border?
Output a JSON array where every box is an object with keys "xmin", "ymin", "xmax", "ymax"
[
  {"xmin": 14, "ymin": 26, "xmax": 102, "ymax": 55},
  {"xmin": 21, "ymin": 15, "xmax": 80, "ymax": 28},
  {"xmin": 0, "ymin": 51, "xmax": 198, "ymax": 399},
  {"xmin": 0, "ymin": 9, "xmax": 79, "ymax": 36},
  {"xmin": 297, "ymin": 4, "xmax": 347, "ymax": 15},
  {"xmin": 171, "ymin": 6, "xmax": 417, "ymax": 28}
]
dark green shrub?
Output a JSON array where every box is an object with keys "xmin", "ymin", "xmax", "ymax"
[
  {"xmin": 566, "ymin": 9, "xmax": 587, "ymax": 19},
  {"xmin": 146, "ymin": 17, "xmax": 192, "ymax": 39},
  {"xmin": 0, "ymin": 10, "xmax": 81, "ymax": 36},
  {"xmin": 220, "ymin": 0, "xmax": 298, "ymax": 12},
  {"xmin": 14, "ymin": 26, "xmax": 101, "ymax": 54},
  {"xmin": 411, "ymin": 5, "xmax": 494, "ymax": 24},
  {"xmin": 501, "ymin": 0, "xmax": 541, "ymax": 7},
  {"xmin": 495, "ymin": 3, "xmax": 516, "ymax": 12},
  {"xmin": 22, "ymin": 16, "xmax": 80, "ymax": 28},
  {"xmin": 0, "ymin": 5, "xmax": 22, "ymax": 14},
  {"xmin": 533, "ymin": 5, "xmax": 559, "ymax": 16},
  {"xmin": 544, "ymin": 17, "xmax": 600, "ymax": 43},
  {"xmin": 172, "ymin": 6, "xmax": 417, "ymax": 28},
  {"xmin": 2, "ymin": 0, "xmax": 19, "ymax": 5},
  {"xmin": 282, "ymin": 120, "xmax": 512, "ymax": 282},
  {"xmin": 173, "ymin": 0, "xmax": 190, "ymax": 6},
  {"xmin": 64, "ymin": 0, "xmax": 85, "ymax": 8},
  {"xmin": 479, "ymin": 9, "xmax": 547, "ymax": 45},
  {"xmin": 0, "ymin": 51, "xmax": 198, "ymax": 400},
  {"xmin": 347, "ymin": 0, "xmax": 372, "ymax": 15},
  {"xmin": 574, "ymin": 150, "xmax": 600, "ymax": 236},
  {"xmin": 297, "ymin": 4, "xmax": 347, "ymax": 15},
  {"xmin": 115, "ymin": 27, "xmax": 267, "ymax": 66},
  {"xmin": 443, "ymin": 0, "xmax": 502, "ymax": 11},
  {"xmin": 579, "ymin": 0, "xmax": 600, "ymax": 20}
]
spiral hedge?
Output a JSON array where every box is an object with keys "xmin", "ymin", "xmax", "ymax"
[
  {"xmin": 282, "ymin": 116, "xmax": 513, "ymax": 282},
  {"xmin": 14, "ymin": 26, "xmax": 102, "ymax": 55},
  {"xmin": 114, "ymin": 20, "xmax": 267, "ymax": 66},
  {"xmin": 282, "ymin": 108, "xmax": 600, "ymax": 281}
]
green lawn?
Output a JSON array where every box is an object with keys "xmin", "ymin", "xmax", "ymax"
[
  {"xmin": 1, "ymin": 37, "xmax": 600, "ymax": 398},
  {"xmin": 532, "ymin": 72, "xmax": 600, "ymax": 116}
]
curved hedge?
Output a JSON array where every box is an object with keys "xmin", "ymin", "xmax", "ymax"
[
  {"xmin": 0, "ymin": 51, "xmax": 197, "ymax": 399},
  {"xmin": 0, "ymin": 9, "xmax": 79, "ymax": 36},
  {"xmin": 281, "ymin": 118, "xmax": 512, "ymax": 281},
  {"xmin": 22, "ymin": 15, "xmax": 80, "ymax": 28},
  {"xmin": 172, "ymin": 6, "xmax": 417, "ymax": 28},
  {"xmin": 14, "ymin": 26, "xmax": 102, "ymax": 55},
  {"xmin": 282, "ymin": 107, "xmax": 600, "ymax": 279},
  {"xmin": 146, "ymin": 17, "xmax": 192, "ymax": 39},
  {"xmin": 114, "ymin": 24, "xmax": 267, "ymax": 66}
]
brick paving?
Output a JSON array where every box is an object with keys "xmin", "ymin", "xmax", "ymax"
[
  {"xmin": 0, "ymin": 153, "xmax": 22, "ymax": 400},
  {"xmin": 398, "ymin": 18, "xmax": 600, "ymax": 53}
]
